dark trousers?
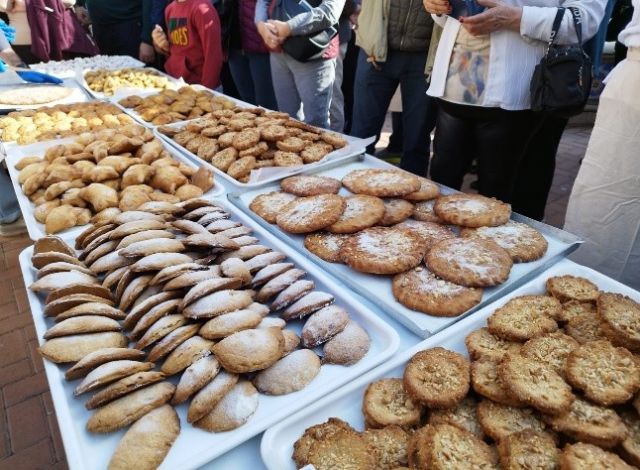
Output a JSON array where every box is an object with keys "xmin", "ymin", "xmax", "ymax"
[
  {"xmin": 92, "ymin": 19, "xmax": 142, "ymax": 59},
  {"xmin": 341, "ymin": 34, "xmax": 359, "ymax": 134},
  {"xmin": 228, "ymin": 50, "xmax": 277, "ymax": 110},
  {"xmin": 351, "ymin": 49, "xmax": 436, "ymax": 177},
  {"xmin": 431, "ymin": 100, "xmax": 543, "ymax": 204}
]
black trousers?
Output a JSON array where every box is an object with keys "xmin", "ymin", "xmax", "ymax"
[{"xmin": 430, "ymin": 100, "xmax": 544, "ymax": 208}]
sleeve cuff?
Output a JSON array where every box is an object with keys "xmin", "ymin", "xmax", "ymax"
[{"xmin": 520, "ymin": 6, "xmax": 550, "ymax": 42}]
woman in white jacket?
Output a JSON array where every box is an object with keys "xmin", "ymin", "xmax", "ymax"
[{"xmin": 422, "ymin": 0, "xmax": 605, "ymax": 212}]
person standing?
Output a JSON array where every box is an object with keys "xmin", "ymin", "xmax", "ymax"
[
  {"xmin": 255, "ymin": 0, "xmax": 346, "ymax": 129},
  {"xmin": 564, "ymin": 0, "xmax": 640, "ymax": 289},
  {"xmin": 350, "ymin": 0, "xmax": 436, "ymax": 177}
]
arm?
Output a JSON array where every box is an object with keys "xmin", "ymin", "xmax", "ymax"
[
  {"xmin": 520, "ymin": 0, "xmax": 605, "ymax": 44},
  {"xmin": 255, "ymin": 0, "xmax": 280, "ymax": 48},
  {"xmin": 255, "ymin": 0, "xmax": 270, "ymax": 23},
  {"xmin": 195, "ymin": 3, "xmax": 224, "ymax": 89},
  {"xmin": 149, "ymin": 0, "xmax": 168, "ymax": 29},
  {"xmin": 285, "ymin": 0, "xmax": 347, "ymax": 36}
]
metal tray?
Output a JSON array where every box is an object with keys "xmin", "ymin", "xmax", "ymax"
[
  {"xmin": 79, "ymin": 67, "xmax": 182, "ymax": 100},
  {"xmin": 18, "ymin": 197, "xmax": 400, "ymax": 470},
  {"xmin": 5, "ymin": 137, "xmax": 225, "ymax": 241},
  {"xmin": 260, "ymin": 258, "xmax": 640, "ymax": 470},
  {"xmin": 228, "ymin": 154, "xmax": 583, "ymax": 338}
]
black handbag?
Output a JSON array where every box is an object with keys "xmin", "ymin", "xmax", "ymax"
[
  {"xmin": 279, "ymin": 0, "xmax": 338, "ymax": 62},
  {"xmin": 530, "ymin": 7, "xmax": 593, "ymax": 118}
]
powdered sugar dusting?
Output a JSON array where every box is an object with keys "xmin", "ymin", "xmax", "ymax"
[{"xmin": 472, "ymin": 221, "xmax": 539, "ymax": 248}]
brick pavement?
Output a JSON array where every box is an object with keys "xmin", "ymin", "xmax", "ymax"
[{"xmin": 0, "ymin": 125, "xmax": 592, "ymax": 469}]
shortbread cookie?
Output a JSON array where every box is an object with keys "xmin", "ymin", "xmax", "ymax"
[
  {"xmin": 487, "ymin": 295, "xmax": 560, "ymax": 341},
  {"xmin": 362, "ymin": 426, "xmax": 409, "ymax": 469},
  {"xmin": 280, "ymin": 175, "xmax": 341, "ymax": 196},
  {"xmin": 195, "ymin": 381, "xmax": 259, "ymax": 432},
  {"xmin": 560, "ymin": 443, "xmax": 634, "ymax": 470},
  {"xmin": 253, "ymin": 349, "xmax": 321, "ymax": 395},
  {"xmin": 322, "ymin": 321, "xmax": 370, "ymax": 366},
  {"xmin": 342, "ymin": 169, "xmax": 421, "ymax": 197},
  {"xmin": 426, "ymin": 238, "xmax": 513, "ymax": 287},
  {"xmin": 546, "ymin": 275, "xmax": 600, "ymax": 303},
  {"xmin": 301, "ymin": 305, "xmax": 349, "ymax": 348},
  {"xmin": 565, "ymin": 340, "xmax": 640, "ymax": 406},
  {"xmin": 403, "ymin": 348, "xmax": 470, "ymax": 409},
  {"xmin": 500, "ymin": 353, "xmax": 574, "ymax": 415},
  {"xmin": 520, "ymin": 332, "xmax": 578, "ymax": 378},
  {"xmin": 461, "ymin": 221, "xmax": 548, "ymax": 262},
  {"xmin": 211, "ymin": 328, "xmax": 284, "ymax": 373},
  {"xmin": 402, "ymin": 177, "xmax": 440, "ymax": 202},
  {"xmin": 306, "ymin": 430, "xmax": 376, "ymax": 470},
  {"xmin": 363, "ymin": 378, "xmax": 422, "ymax": 429},
  {"xmin": 249, "ymin": 191, "xmax": 297, "ymax": 224},
  {"xmin": 187, "ymin": 371, "xmax": 239, "ymax": 423},
  {"xmin": 379, "ymin": 199, "xmax": 415, "ymax": 226},
  {"xmin": 395, "ymin": 219, "xmax": 456, "ymax": 251},
  {"xmin": 465, "ymin": 327, "xmax": 522, "ymax": 361},
  {"xmin": 548, "ymin": 398, "xmax": 628, "ymax": 448},
  {"xmin": 412, "ymin": 199, "xmax": 446, "ymax": 223},
  {"xmin": 276, "ymin": 194, "xmax": 345, "ymax": 234},
  {"xmin": 476, "ymin": 399, "xmax": 547, "ymax": 442},
  {"xmin": 471, "ymin": 358, "xmax": 524, "ymax": 407},
  {"xmin": 428, "ymin": 395, "xmax": 484, "ymax": 438},
  {"xmin": 565, "ymin": 310, "xmax": 608, "ymax": 344},
  {"xmin": 303, "ymin": 232, "xmax": 350, "ymax": 263},
  {"xmin": 419, "ymin": 424, "xmax": 499, "ymax": 469},
  {"xmin": 327, "ymin": 195, "xmax": 385, "ymax": 234},
  {"xmin": 620, "ymin": 408, "xmax": 640, "ymax": 467},
  {"xmin": 107, "ymin": 405, "xmax": 179, "ymax": 470},
  {"xmin": 392, "ymin": 267, "xmax": 482, "ymax": 317},
  {"xmin": 339, "ymin": 227, "xmax": 424, "ymax": 275},
  {"xmin": 434, "ymin": 193, "xmax": 511, "ymax": 227},
  {"xmin": 497, "ymin": 430, "xmax": 560, "ymax": 470},
  {"xmin": 293, "ymin": 418, "xmax": 357, "ymax": 468},
  {"xmin": 598, "ymin": 293, "xmax": 640, "ymax": 352}
]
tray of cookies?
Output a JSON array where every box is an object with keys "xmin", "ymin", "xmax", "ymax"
[
  {"xmin": 154, "ymin": 108, "xmax": 371, "ymax": 189},
  {"xmin": 18, "ymin": 197, "xmax": 399, "ymax": 470},
  {"xmin": 80, "ymin": 67, "xmax": 181, "ymax": 99},
  {"xmin": 0, "ymin": 77, "xmax": 92, "ymax": 113},
  {"xmin": 261, "ymin": 258, "xmax": 640, "ymax": 470},
  {"xmin": 5, "ymin": 126, "xmax": 222, "ymax": 240},
  {"xmin": 110, "ymin": 85, "xmax": 250, "ymax": 129},
  {"xmin": 229, "ymin": 154, "xmax": 582, "ymax": 338}
]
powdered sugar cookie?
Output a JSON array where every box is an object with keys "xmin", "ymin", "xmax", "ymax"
[
  {"xmin": 327, "ymin": 195, "xmax": 386, "ymax": 234},
  {"xmin": 194, "ymin": 380, "xmax": 259, "ymax": 432},
  {"xmin": 340, "ymin": 227, "xmax": 425, "ymax": 275},
  {"xmin": 402, "ymin": 177, "xmax": 440, "ymax": 202},
  {"xmin": 253, "ymin": 349, "xmax": 321, "ymax": 395},
  {"xmin": 395, "ymin": 219, "xmax": 456, "ymax": 251},
  {"xmin": 249, "ymin": 191, "xmax": 297, "ymax": 224},
  {"xmin": 379, "ymin": 199, "xmax": 415, "ymax": 226},
  {"xmin": 322, "ymin": 321, "xmax": 370, "ymax": 366},
  {"xmin": 426, "ymin": 238, "xmax": 513, "ymax": 287},
  {"xmin": 276, "ymin": 194, "xmax": 345, "ymax": 234},
  {"xmin": 301, "ymin": 305, "xmax": 349, "ymax": 348},
  {"xmin": 280, "ymin": 175, "xmax": 341, "ymax": 196},
  {"xmin": 281, "ymin": 291, "xmax": 335, "ymax": 320},
  {"xmin": 461, "ymin": 221, "xmax": 548, "ymax": 262},
  {"xmin": 304, "ymin": 232, "xmax": 350, "ymax": 263},
  {"xmin": 392, "ymin": 267, "xmax": 483, "ymax": 317},
  {"xmin": 434, "ymin": 194, "xmax": 511, "ymax": 227},
  {"xmin": 342, "ymin": 169, "xmax": 421, "ymax": 197},
  {"xmin": 412, "ymin": 199, "xmax": 446, "ymax": 223}
]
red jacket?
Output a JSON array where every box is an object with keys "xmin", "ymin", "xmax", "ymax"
[{"xmin": 164, "ymin": 0, "xmax": 223, "ymax": 90}]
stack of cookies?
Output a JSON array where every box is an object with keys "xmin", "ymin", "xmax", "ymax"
[
  {"xmin": 30, "ymin": 199, "xmax": 372, "ymax": 469},
  {"xmin": 158, "ymin": 109, "xmax": 348, "ymax": 183},
  {"xmin": 250, "ymin": 169, "xmax": 549, "ymax": 317},
  {"xmin": 292, "ymin": 275, "xmax": 640, "ymax": 470}
]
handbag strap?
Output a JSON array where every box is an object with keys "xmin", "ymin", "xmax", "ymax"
[{"xmin": 549, "ymin": 6, "xmax": 584, "ymax": 47}]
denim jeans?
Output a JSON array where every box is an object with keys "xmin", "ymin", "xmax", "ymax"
[
  {"xmin": 329, "ymin": 43, "xmax": 348, "ymax": 132},
  {"xmin": 228, "ymin": 50, "xmax": 278, "ymax": 110},
  {"xmin": 351, "ymin": 50, "xmax": 436, "ymax": 177},
  {"xmin": 269, "ymin": 52, "xmax": 335, "ymax": 129},
  {"xmin": 0, "ymin": 168, "xmax": 20, "ymax": 224}
]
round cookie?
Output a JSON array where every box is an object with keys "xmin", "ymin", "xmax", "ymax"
[
  {"xmin": 471, "ymin": 358, "xmax": 524, "ymax": 407},
  {"xmin": 342, "ymin": 169, "xmax": 421, "ymax": 198},
  {"xmin": 565, "ymin": 340, "xmax": 640, "ymax": 406},
  {"xmin": 395, "ymin": 219, "xmax": 456, "ymax": 251},
  {"xmin": 362, "ymin": 426, "xmax": 409, "ymax": 470},
  {"xmin": 476, "ymin": 399, "xmax": 547, "ymax": 442},
  {"xmin": 418, "ymin": 424, "xmax": 499, "ymax": 469},
  {"xmin": 487, "ymin": 295, "xmax": 560, "ymax": 342},
  {"xmin": 520, "ymin": 332, "xmax": 578, "ymax": 379},
  {"xmin": 276, "ymin": 194, "xmax": 345, "ymax": 234},
  {"xmin": 402, "ymin": 177, "xmax": 440, "ymax": 202},
  {"xmin": 276, "ymin": 136, "xmax": 305, "ymax": 152},
  {"xmin": 392, "ymin": 267, "xmax": 483, "ymax": 317},
  {"xmin": 428, "ymin": 395, "xmax": 484, "ymax": 438},
  {"xmin": 306, "ymin": 430, "xmax": 376, "ymax": 470},
  {"xmin": 561, "ymin": 443, "xmax": 634, "ymax": 470},
  {"xmin": 249, "ymin": 191, "xmax": 297, "ymax": 224},
  {"xmin": 320, "ymin": 131, "xmax": 348, "ymax": 148},
  {"xmin": 426, "ymin": 238, "xmax": 513, "ymax": 287},
  {"xmin": 339, "ymin": 227, "xmax": 425, "ymax": 275},
  {"xmin": 210, "ymin": 328, "xmax": 284, "ymax": 373},
  {"xmin": 253, "ymin": 349, "xmax": 321, "ymax": 395},
  {"xmin": 300, "ymin": 143, "xmax": 333, "ymax": 163},
  {"xmin": 280, "ymin": 175, "xmax": 341, "ymax": 196},
  {"xmin": 322, "ymin": 321, "xmax": 370, "ymax": 366},
  {"xmin": 327, "ymin": 195, "xmax": 385, "ymax": 234},
  {"xmin": 232, "ymin": 128, "xmax": 260, "ymax": 151},
  {"xmin": 260, "ymin": 124, "xmax": 287, "ymax": 142},
  {"xmin": 565, "ymin": 309, "xmax": 608, "ymax": 344},
  {"xmin": 497, "ymin": 430, "xmax": 560, "ymax": 469},
  {"xmin": 500, "ymin": 353, "xmax": 574, "ymax": 415},
  {"xmin": 303, "ymin": 232, "xmax": 350, "ymax": 263},
  {"xmin": 434, "ymin": 193, "xmax": 511, "ymax": 227},
  {"xmin": 465, "ymin": 327, "xmax": 522, "ymax": 361},
  {"xmin": 403, "ymin": 348, "xmax": 470, "ymax": 409},
  {"xmin": 620, "ymin": 408, "xmax": 640, "ymax": 467},
  {"xmin": 598, "ymin": 293, "xmax": 640, "ymax": 352},
  {"xmin": 273, "ymin": 151, "xmax": 303, "ymax": 167},
  {"xmin": 412, "ymin": 199, "xmax": 446, "ymax": 223},
  {"xmin": 379, "ymin": 199, "xmax": 415, "ymax": 226},
  {"xmin": 545, "ymin": 275, "xmax": 600, "ymax": 303},
  {"xmin": 461, "ymin": 221, "xmax": 548, "ymax": 262},
  {"xmin": 293, "ymin": 418, "xmax": 356, "ymax": 468},
  {"xmin": 362, "ymin": 378, "xmax": 422, "ymax": 429}
]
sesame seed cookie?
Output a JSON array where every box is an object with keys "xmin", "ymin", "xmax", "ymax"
[
  {"xmin": 465, "ymin": 327, "xmax": 522, "ymax": 361},
  {"xmin": 560, "ymin": 443, "xmax": 634, "ymax": 470},
  {"xmin": 564, "ymin": 309, "xmax": 608, "ymax": 344},
  {"xmin": 545, "ymin": 275, "xmax": 600, "ymax": 303},
  {"xmin": 419, "ymin": 424, "xmax": 499, "ymax": 469},
  {"xmin": 461, "ymin": 221, "xmax": 548, "ymax": 262},
  {"xmin": 293, "ymin": 418, "xmax": 356, "ymax": 468},
  {"xmin": 362, "ymin": 426, "xmax": 410, "ymax": 469},
  {"xmin": 428, "ymin": 395, "xmax": 484, "ymax": 438},
  {"xmin": 273, "ymin": 150, "xmax": 303, "ymax": 167},
  {"xmin": 520, "ymin": 332, "xmax": 578, "ymax": 379},
  {"xmin": 319, "ymin": 132, "xmax": 347, "ymax": 148},
  {"xmin": 620, "ymin": 408, "xmax": 640, "ymax": 467},
  {"xmin": 301, "ymin": 143, "xmax": 333, "ymax": 164},
  {"xmin": 471, "ymin": 358, "xmax": 524, "ymax": 407},
  {"xmin": 306, "ymin": 429, "xmax": 376, "ymax": 470},
  {"xmin": 598, "ymin": 293, "xmax": 640, "ymax": 352},
  {"xmin": 276, "ymin": 136, "xmax": 306, "ymax": 153},
  {"xmin": 362, "ymin": 378, "xmax": 422, "ymax": 429},
  {"xmin": 497, "ymin": 430, "xmax": 560, "ymax": 470},
  {"xmin": 476, "ymin": 399, "xmax": 548, "ymax": 442},
  {"xmin": 487, "ymin": 295, "xmax": 560, "ymax": 342}
]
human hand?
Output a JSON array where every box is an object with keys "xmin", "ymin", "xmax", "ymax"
[
  {"xmin": 423, "ymin": 0, "xmax": 451, "ymax": 16},
  {"xmin": 460, "ymin": 0, "xmax": 522, "ymax": 35},
  {"xmin": 268, "ymin": 20, "xmax": 292, "ymax": 41},
  {"xmin": 139, "ymin": 42, "xmax": 156, "ymax": 64},
  {"xmin": 152, "ymin": 25, "xmax": 170, "ymax": 55},
  {"xmin": 75, "ymin": 6, "xmax": 91, "ymax": 25},
  {"xmin": 257, "ymin": 21, "xmax": 280, "ymax": 49}
]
